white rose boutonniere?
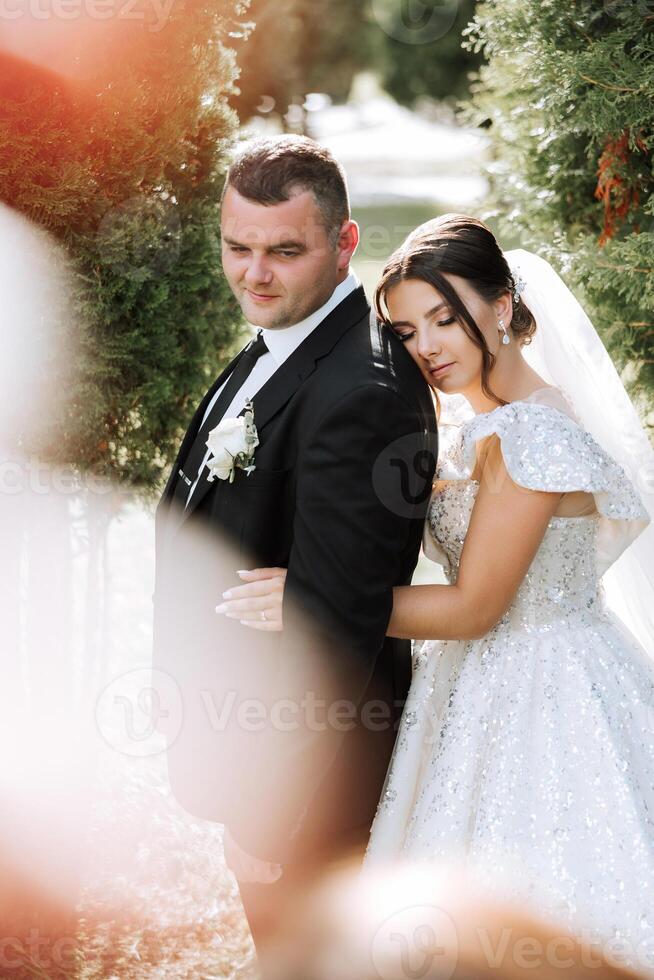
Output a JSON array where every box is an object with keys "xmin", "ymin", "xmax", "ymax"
[{"xmin": 205, "ymin": 400, "xmax": 259, "ymax": 484}]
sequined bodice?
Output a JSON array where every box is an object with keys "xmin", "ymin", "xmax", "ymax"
[
  {"xmin": 424, "ymin": 398, "xmax": 648, "ymax": 633},
  {"xmin": 427, "ymin": 482, "xmax": 604, "ymax": 630}
]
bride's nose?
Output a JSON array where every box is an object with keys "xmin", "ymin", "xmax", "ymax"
[{"xmin": 416, "ymin": 325, "xmax": 441, "ymax": 361}]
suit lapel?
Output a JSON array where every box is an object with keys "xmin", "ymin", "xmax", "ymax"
[
  {"xmin": 160, "ymin": 345, "xmax": 252, "ymax": 506},
  {"xmin": 183, "ymin": 286, "xmax": 370, "ymax": 521},
  {"xmin": 252, "ymin": 285, "xmax": 370, "ymax": 432}
]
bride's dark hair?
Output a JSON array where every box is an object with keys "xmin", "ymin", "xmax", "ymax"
[{"xmin": 374, "ymin": 214, "xmax": 537, "ymax": 413}]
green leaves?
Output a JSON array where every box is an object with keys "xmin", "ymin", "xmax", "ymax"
[
  {"xmin": 0, "ymin": 0, "xmax": 247, "ymax": 492},
  {"xmin": 465, "ymin": 0, "xmax": 654, "ymax": 411}
]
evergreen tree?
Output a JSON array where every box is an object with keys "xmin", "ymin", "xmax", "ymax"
[
  {"xmin": 231, "ymin": 0, "xmax": 375, "ymax": 126},
  {"xmin": 299, "ymin": 0, "xmax": 378, "ymax": 103},
  {"xmin": 0, "ymin": 0, "xmax": 247, "ymax": 494},
  {"xmin": 229, "ymin": 0, "xmax": 304, "ymax": 124},
  {"xmin": 375, "ymin": 0, "xmax": 481, "ymax": 107},
  {"xmin": 464, "ymin": 0, "xmax": 654, "ymax": 412},
  {"xmin": 231, "ymin": 0, "xmax": 478, "ymax": 123}
]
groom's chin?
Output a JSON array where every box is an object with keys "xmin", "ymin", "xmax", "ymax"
[{"xmin": 238, "ymin": 293, "xmax": 285, "ymax": 329}]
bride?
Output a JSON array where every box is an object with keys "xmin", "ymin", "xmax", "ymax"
[{"xmin": 219, "ymin": 215, "xmax": 654, "ymax": 968}]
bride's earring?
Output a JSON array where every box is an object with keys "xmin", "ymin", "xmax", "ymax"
[{"xmin": 498, "ymin": 318, "xmax": 511, "ymax": 345}]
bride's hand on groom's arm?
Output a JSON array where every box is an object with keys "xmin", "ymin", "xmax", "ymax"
[{"xmin": 215, "ymin": 566, "xmax": 287, "ymax": 631}]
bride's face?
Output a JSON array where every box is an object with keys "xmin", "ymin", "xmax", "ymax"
[{"xmin": 384, "ymin": 275, "xmax": 501, "ymax": 393}]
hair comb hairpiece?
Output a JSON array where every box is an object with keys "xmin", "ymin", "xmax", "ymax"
[{"xmin": 511, "ymin": 269, "xmax": 527, "ymax": 304}]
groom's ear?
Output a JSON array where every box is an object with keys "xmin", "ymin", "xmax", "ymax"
[{"xmin": 336, "ymin": 219, "xmax": 359, "ymax": 270}]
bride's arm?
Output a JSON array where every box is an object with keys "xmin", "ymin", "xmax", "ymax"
[
  {"xmin": 217, "ymin": 436, "xmax": 564, "ymax": 641},
  {"xmin": 387, "ymin": 436, "xmax": 563, "ymax": 640}
]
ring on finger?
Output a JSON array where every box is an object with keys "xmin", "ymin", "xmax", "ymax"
[{"xmin": 261, "ymin": 610, "xmax": 267, "ymax": 622}]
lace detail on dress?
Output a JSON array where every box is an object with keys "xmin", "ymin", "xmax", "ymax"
[{"xmin": 423, "ymin": 398, "xmax": 649, "ymax": 579}]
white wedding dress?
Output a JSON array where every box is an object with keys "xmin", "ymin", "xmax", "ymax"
[{"xmin": 365, "ymin": 387, "xmax": 654, "ymax": 969}]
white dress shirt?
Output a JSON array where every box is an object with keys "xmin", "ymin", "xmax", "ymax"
[{"xmin": 185, "ymin": 272, "xmax": 360, "ymax": 507}]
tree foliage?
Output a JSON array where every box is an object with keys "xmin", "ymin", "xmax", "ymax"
[
  {"xmin": 230, "ymin": 0, "xmax": 374, "ymax": 125},
  {"xmin": 0, "ymin": 0, "xmax": 247, "ymax": 493},
  {"xmin": 464, "ymin": 0, "xmax": 654, "ymax": 409},
  {"xmin": 231, "ymin": 0, "xmax": 479, "ymax": 124},
  {"xmin": 375, "ymin": 0, "xmax": 481, "ymax": 107}
]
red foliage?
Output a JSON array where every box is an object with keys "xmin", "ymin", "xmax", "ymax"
[{"xmin": 595, "ymin": 130, "xmax": 648, "ymax": 246}]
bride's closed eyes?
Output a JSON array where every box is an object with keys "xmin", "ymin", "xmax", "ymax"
[{"xmin": 391, "ymin": 315, "xmax": 457, "ymax": 343}]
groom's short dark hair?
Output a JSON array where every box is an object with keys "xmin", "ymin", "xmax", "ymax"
[{"xmin": 224, "ymin": 135, "xmax": 350, "ymax": 246}]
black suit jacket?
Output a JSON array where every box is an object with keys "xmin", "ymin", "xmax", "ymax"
[{"xmin": 153, "ymin": 286, "xmax": 437, "ymax": 863}]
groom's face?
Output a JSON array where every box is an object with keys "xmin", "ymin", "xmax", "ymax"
[{"xmin": 221, "ymin": 186, "xmax": 355, "ymax": 329}]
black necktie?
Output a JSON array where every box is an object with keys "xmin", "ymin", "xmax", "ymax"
[{"xmin": 173, "ymin": 330, "xmax": 269, "ymax": 506}]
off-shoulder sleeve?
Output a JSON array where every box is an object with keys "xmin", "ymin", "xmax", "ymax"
[{"xmin": 457, "ymin": 402, "xmax": 650, "ymax": 574}]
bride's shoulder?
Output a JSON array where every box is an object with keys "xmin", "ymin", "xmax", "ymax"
[
  {"xmin": 452, "ymin": 392, "xmax": 646, "ymax": 522},
  {"xmin": 524, "ymin": 385, "xmax": 578, "ymax": 416},
  {"xmin": 460, "ymin": 387, "xmax": 579, "ymax": 445},
  {"xmin": 434, "ymin": 392, "xmax": 571, "ymax": 481}
]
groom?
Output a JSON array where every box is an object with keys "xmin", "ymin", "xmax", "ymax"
[{"xmin": 153, "ymin": 135, "xmax": 437, "ymax": 956}]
